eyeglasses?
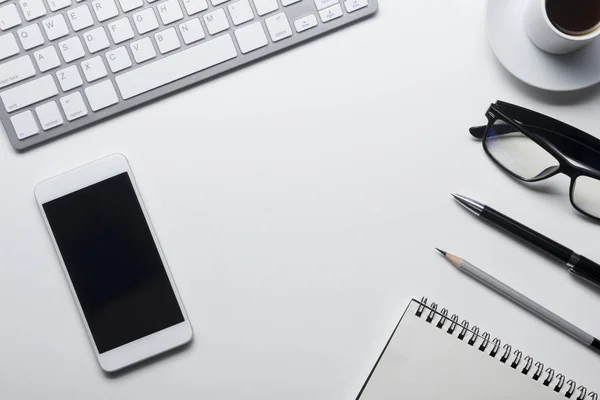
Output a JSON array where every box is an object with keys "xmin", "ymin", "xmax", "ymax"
[{"xmin": 470, "ymin": 101, "xmax": 600, "ymax": 221}]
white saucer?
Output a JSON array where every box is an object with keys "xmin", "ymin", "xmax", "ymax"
[{"xmin": 487, "ymin": 0, "xmax": 600, "ymax": 91}]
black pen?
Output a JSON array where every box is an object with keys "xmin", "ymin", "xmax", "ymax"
[{"xmin": 453, "ymin": 194, "xmax": 600, "ymax": 289}]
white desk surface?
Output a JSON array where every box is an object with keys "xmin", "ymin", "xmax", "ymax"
[{"xmin": 2, "ymin": 1, "xmax": 600, "ymax": 398}]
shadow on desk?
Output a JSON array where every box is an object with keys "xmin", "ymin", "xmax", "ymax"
[{"xmin": 104, "ymin": 340, "xmax": 195, "ymax": 378}]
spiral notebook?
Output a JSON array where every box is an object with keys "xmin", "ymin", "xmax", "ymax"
[{"xmin": 357, "ymin": 298, "xmax": 597, "ymax": 400}]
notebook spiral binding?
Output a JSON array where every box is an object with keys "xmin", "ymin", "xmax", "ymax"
[{"xmin": 417, "ymin": 297, "xmax": 597, "ymax": 400}]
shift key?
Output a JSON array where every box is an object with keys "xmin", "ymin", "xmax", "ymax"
[
  {"xmin": 1, "ymin": 75, "xmax": 58, "ymax": 113},
  {"xmin": 0, "ymin": 55, "xmax": 36, "ymax": 89}
]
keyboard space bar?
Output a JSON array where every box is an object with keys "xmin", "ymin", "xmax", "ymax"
[{"xmin": 115, "ymin": 34, "xmax": 238, "ymax": 100}]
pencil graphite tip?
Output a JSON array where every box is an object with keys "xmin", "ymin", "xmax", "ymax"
[{"xmin": 435, "ymin": 248, "xmax": 462, "ymax": 268}]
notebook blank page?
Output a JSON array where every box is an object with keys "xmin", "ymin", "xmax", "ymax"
[{"xmin": 359, "ymin": 301, "xmax": 564, "ymax": 400}]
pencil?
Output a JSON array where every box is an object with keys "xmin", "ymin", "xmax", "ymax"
[{"xmin": 436, "ymin": 248, "xmax": 600, "ymax": 353}]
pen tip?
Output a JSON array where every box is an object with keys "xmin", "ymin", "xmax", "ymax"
[
  {"xmin": 451, "ymin": 193, "xmax": 460, "ymax": 200},
  {"xmin": 435, "ymin": 248, "xmax": 447, "ymax": 256}
]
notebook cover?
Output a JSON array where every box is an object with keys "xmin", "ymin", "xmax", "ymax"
[{"xmin": 356, "ymin": 298, "xmax": 588, "ymax": 399}]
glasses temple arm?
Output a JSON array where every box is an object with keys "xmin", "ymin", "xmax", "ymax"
[
  {"xmin": 469, "ymin": 125, "xmax": 486, "ymax": 139},
  {"xmin": 470, "ymin": 124, "xmax": 516, "ymax": 139},
  {"xmin": 495, "ymin": 101, "xmax": 600, "ymax": 152}
]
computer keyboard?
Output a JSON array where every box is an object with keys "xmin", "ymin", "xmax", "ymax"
[{"xmin": 0, "ymin": 0, "xmax": 377, "ymax": 150}]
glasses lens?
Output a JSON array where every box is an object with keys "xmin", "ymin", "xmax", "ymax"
[
  {"xmin": 572, "ymin": 176, "xmax": 600, "ymax": 218},
  {"xmin": 485, "ymin": 119, "xmax": 560, "ymax": 181}
]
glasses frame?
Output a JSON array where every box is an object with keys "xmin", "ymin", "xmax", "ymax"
[{"xmin": 470, "ymin": 101, "xmax": 600, "ymax": 221}]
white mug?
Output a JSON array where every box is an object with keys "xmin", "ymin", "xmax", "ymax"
[{"xmin": 524, "ymin": 0, "xmax": 600, "ymax": 54}]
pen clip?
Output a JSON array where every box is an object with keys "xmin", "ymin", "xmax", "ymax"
[{"xmin": 568, "ymin": 268, "xmax": 600, "ymax": 290}]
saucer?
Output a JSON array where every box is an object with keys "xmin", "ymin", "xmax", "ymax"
[{"xmin": 487, "ymin": 0, "xmax": 600, "ymax": 91}]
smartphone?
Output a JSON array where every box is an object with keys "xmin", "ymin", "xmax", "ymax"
[{"xmin": 35, "ymin": 154, "xmax": 192, "ymax": 372}]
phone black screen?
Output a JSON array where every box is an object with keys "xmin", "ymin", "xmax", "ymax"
[{"xmin": 43, "ymin": 173, "xmax": 184, "ymax": 354}]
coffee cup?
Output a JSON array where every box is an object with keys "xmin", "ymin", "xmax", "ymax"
[{"xmin": 524, "ymin": 0, "xmax": 600, "ymax": 54}]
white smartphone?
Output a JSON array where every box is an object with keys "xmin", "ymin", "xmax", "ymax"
[{"xmin": 35, "ymin": 154, "xmax": 192, "ymax": 372}]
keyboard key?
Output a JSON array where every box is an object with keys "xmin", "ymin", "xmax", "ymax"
[
  {"xmin": 204, "ymin": 8, "xmax": 229, "ymax": 35},
  {"xmin": 1, "ymin": 75, "xmax": 58, "ymax": 112},
  {"xmin": 17, "ymin": 23, "xmax": 45, "ymax": 50},
  {"xmin": 11, "ymin": 110, "xmax": 38, "ymax": 139},
  {"xmin": 130, "ymin": 37, "xmax": 156, "ymax": 63},
  {"xmin": 84, "ymin": 79, "xmax": 118, "ymax": 111},
  {"xmin": 179, "ymin": 18, "xmax": 205, "ymax": 44},
  {"xmin": 42, "ymin": 14, "xmax": 69, "ymax": 41},
  {"xmin": 47, "ymin": 0, "xmax": 72, "ymax": 12},
  {"xmin": 60, "ymin": 91, "xmax": 88, "ymax": 121},
  {"xmin": 19, "ymin": 0, "xmax": 47, "ymax": 21},
  {"xmin": 92, "ymin": 0, "xmax": 119, "ymax": 21},
  {"xmin": 155, "ymin": 27, "xmax": 180, "ymax": 54},
  {"xmin": 252, "ymin": 0, "xmax": 277, "ymax": 16},
  {"xmin": 108, "ymin": 17, "xmax": 135, "ymax": 44},
  {"xmin": 0, "ymin": 56, "xmax": 36, "ymax": 89},
  {"xmin": 34, "ymin": 45, "xmax": 60, "ymax": 71},
  {"xmin": 119, "ymin": 0, "xmax": 143, "ymax": 12},
  {"xmin": 228, "ymin": 0, "xmax": 254, "ymax": 26},
  {"xmin": 182, "ymin": 0, "xmax": 207, "ymax": 16},
  {"xmin": 83, "ymin": 26, "xmax": 110, "ymax": 53},
  {"xmin": 106, "ymin": 46, "xmax": 132, "ymax": 72},
  {"xmin": 116, "ymin": 34, "xmax": 237, "ymax": 99},
  {"xmin": 344, "ymin": 0, "xmax": 367, "ymax": 12},
  {"xmin": 314, "ymin": 0, "xmax": 337, "ymax": 10},
  {"xmin": 294, "ymin": 14, "xmax": 317, "ymax": 32},
  {"xmin": 234, "ymin": 21, "xmax": 266, "ymax": 54},
  {"xmin": 281, "ymin": 0, "xmax": 301, "ymax": 5},
  {"xmin": 265, "ymin": 12, "xmax": 292, "ymax": 42},
  {"xmin": 67, "ymin": 5, "xmax": 94, "ymax": 31},
  {"xmin": 0, "ymin": 4, "xmax": 22, "ymax": 31},
  {"xmin": 211, "ymin": 0, "xmax": 229, "ymax": 4},
  {"xmin": 133, "ymin": 8, "xmax": 159, "ymax": 34},
  {"xmin": 35, "ymin": 100, "xmax": 63, "ymax": 130},
  {"xmin": 157, "ymin": 0, "xmax": 183, "ymax": 24},
  {"xmin": 0, "ymin": 33, "xmax": 20, "ymax": 61},
  {"xmin": 59, "ymin": 36, "xmax": 85, "ymax": 62},
  {"xmin": 81, "ymin": 56, "xmax": 107, "ymax": 82},
  {"xmin": 56, "ymin": 65, "xmax": 83, "ymax": 90},
  {"xmin": 319, "ymin": 4, "xmax": 342, "ymax": 22}
]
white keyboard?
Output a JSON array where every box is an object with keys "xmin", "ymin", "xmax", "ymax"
[{"xmin": 0, "ymin": 0, "xmax": 377, "ymax": 150}]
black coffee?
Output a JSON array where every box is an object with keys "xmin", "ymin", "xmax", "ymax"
[{"xmin": 546, "ymin": 0, "xmax": 600, "ymax": 36}]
